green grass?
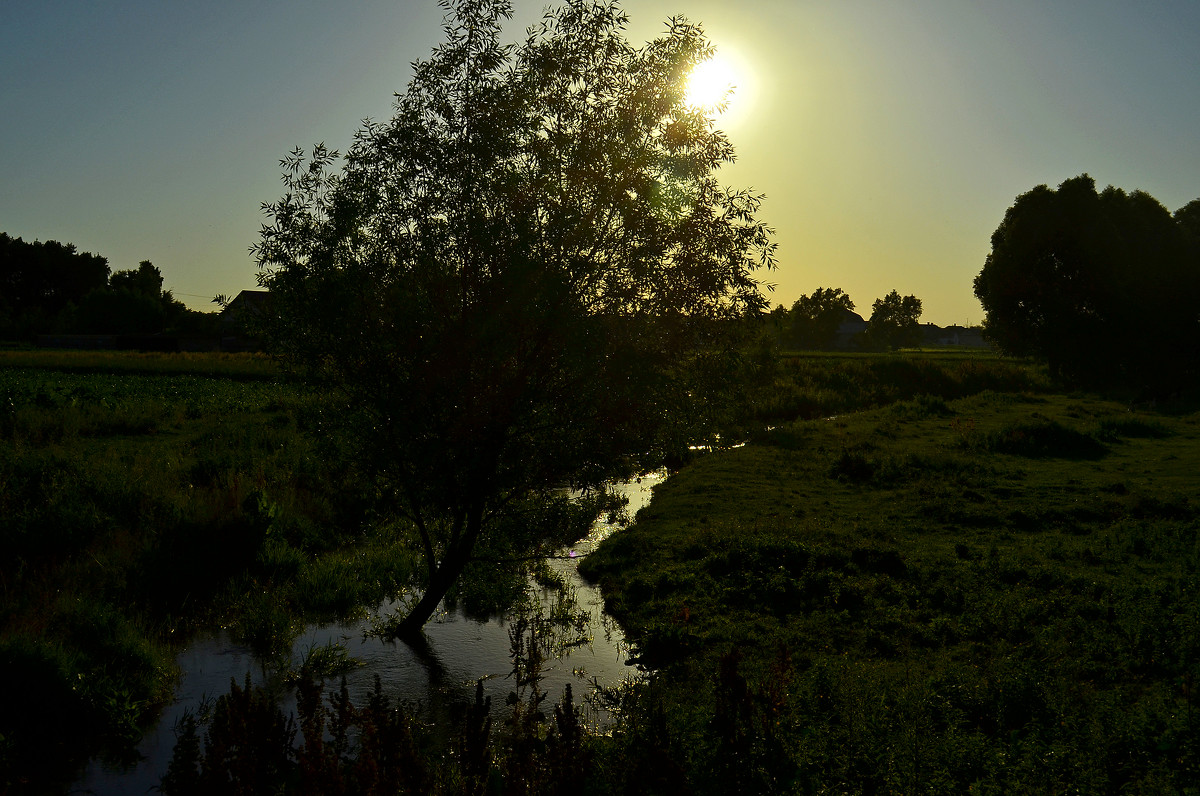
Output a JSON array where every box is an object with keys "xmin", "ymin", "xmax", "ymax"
[
  {"xmin": 0, "ymin": 351, "xmax": 412, "ymax": 787},
  {"xmin": 736, "ymin": 350, "xmax": 1053, "ymax": 429},
  {"xmin": 582, "ymin": 379, "xmax": 1200, "ymax": 793},
  {"xmin": 0, "ymin": 349, "xmax": 281, "ymax": 379},
  {"xmin": 7, "ymin": 348, "xmax": 1199, "ymax": 793}
]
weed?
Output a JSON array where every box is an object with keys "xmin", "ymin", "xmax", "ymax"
[
  {"xmin": 828, "ymin": 446, "xmax": 876, "ymax": 483},
  {"xmin": 161, "ymin": 605, "xmax": 596, "ymax": 795},
  {"xmin": 7, "ymin": 349, "xmax": 1199, "ymax": 793},
  {"xmin": 232, "ymin": 590, "xmax": 300, "ymax": 662},
  {"xmin": 890, "ymin": 392, "xmax": 954, "ymax": 419},
  {"xmin": 284, "ymin": 640, "xmax": 362, "ymax": 686}
]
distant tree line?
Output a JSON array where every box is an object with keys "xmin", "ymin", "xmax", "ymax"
[
  {"xmin": 975, "ymin": 175, "xmax": 1200, "ymax": 392},
  {"xmin": 0, "ymin": 232, "xmax": 217, "ymax": 340},
  {"xmin": 770, "ymin": 286, "xmax": 926, "ymax": 351}
]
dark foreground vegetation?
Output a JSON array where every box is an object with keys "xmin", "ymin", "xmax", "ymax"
[
  {"xmin": 6, "ymin": 348, "xmax": 1198, "ymax": 793},
  {"xmin": 0, "ymin": 351, "xmax": 422, "ymax": 791}
]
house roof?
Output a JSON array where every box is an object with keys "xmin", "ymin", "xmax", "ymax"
[
  {"xmin": 219, "ymin": 290, "xmax": 271, "ymax": 333},
  {"xmin": 838, "ymin": 307, "xmax": 866, "ymax": 324},
  {"xmin": 224, "ymin": 290, "xmax": 270, "ymax": 314}
]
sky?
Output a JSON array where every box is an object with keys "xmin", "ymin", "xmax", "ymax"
[{"xmin": 3, "ymin": 1, "xmax": 1199, "ymax": 327}]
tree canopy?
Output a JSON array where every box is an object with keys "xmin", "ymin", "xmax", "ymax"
[
  {"xmin": 76, "ymin": 261, "xmax": 177, "ymax": 335},
  {"xmin": 0, "ymin": 235, "xmax": 199, "ymax": 338},
  {"xmin": 0, "ymin": 233, "xmax": 109, "ymax": 336},
  {"xmin": 864, "ymin": 290, "xmax": 922, "ymax": 350},
  {"xmin": 786, "ymin": 287, "xmax": 855, "ymax": 350},
  {"xmin": 974, "ymin": 175, "xmax": 1200, "ymax": 390},
  {"xmin": 109, "ymin": 260, "xmax": 165, "ymax": 297},
  {"xmin": 253, "ymin": 0, "xmax": 775, "ymax": 634}
]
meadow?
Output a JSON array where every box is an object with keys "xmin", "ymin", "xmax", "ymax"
[
  {"xmin": 581, "ymin": 355, "xmax": 1200, "ymax": 794},
  {"xmin": 0, "ymin": 350, "xmax": 417, "ymax": 790},
  {"xmin": 3, "ymin": 348, "xmax": 1198, "ymax": 794}
]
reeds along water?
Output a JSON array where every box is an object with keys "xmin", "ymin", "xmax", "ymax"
[{"xmin": 72, "ymin": 474, "xmax": 662, "ymax": 794}]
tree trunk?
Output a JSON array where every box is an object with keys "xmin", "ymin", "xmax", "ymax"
[
  {"xmin": 393, "ymin": 507, "xmax": 484, "ymax": 640},
  {"xmin": 393, "ymin": 558, "xmax": 462, "ymax": 639}
]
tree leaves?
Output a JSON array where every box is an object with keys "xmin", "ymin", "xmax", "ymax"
[
  {"xmin": 251, "ymin": 0, "xmax": 775, "ymax": 631},
  {"xmin": 975, "ymin": 175, "xmax": 1200, "ymax": 390}
]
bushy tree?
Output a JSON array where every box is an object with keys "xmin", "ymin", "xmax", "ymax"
[
  {"xmin": 974, "ymin": 175, "xmax": 1200, "ymax": 389},
  {"xmin": 109, "ymin": 260, "xmax": 164, "ymax": 297},
  {"xmin": 786, "ymin": 287, "xmax": 854, "ymax": 350},
  {"xmin": 0, "ymin": 233, "xmax": 110, "ymax": 337},
  {"xmin": 72, "ymin": 260, "xmax": 182, "ymax": 335},
  {"xmin": 863, "ymin": 290, "xmax": 922, "ymax": 350},
  {"xmin": 253, "ymin": 0, "xmax": 775, "ymax": 634},
  {"xmin": 1176, "ymin": 198, "xmax": 1200, "ymax": 241}
]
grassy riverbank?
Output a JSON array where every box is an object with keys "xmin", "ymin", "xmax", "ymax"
[
  {"xmin": 582, "ymin": 372, "xmax": 1200, "ymax": 793},
  {"xmin": 7, "ymin": 349, "xmax": 1197, "ymax": 794},
  {"xmin": 0, "ymin": 351, "xmax": 415, "ymax": 790}
]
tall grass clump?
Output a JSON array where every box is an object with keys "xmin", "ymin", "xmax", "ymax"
[
  {"xmin": 980, "ymin": 418, "xmax": 1109, "ymax": 459},
  {"xmin": 1093, "ymin": 414, "xmax": 1173, "ymax": 441}
]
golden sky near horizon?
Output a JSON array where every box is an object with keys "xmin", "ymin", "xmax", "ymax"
[{"xmin": 3, "ymin": 0, "xmax": 1199, "ymax": 326}]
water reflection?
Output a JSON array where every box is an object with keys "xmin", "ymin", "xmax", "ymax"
[{"xmin": 75, "ymin": 471, "xmax": 664, "ymax": 794}]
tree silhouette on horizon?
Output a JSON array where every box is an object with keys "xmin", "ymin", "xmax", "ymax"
[{"xmin": 975, "ymin": 174, "xmax": 1200, "ymax": 391}]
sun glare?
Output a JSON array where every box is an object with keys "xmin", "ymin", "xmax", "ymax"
[{"xmin": 685, "ymin": 55, "xmax": 738, "ymax": 111}]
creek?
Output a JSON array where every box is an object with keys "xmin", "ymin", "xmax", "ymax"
[{"xmin": 73, "ymin": 471, "xmax": 664, "ymax": 794}]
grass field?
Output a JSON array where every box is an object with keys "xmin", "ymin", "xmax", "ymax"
[
  {"xmin": 581, "ymin": 380, "xmax": 1200, "ymax": 794},
  {"xmin": 0, "ymin": 350, "xmax": 415, "ymax": 789},
  {"xmin": 4, "ymin": 348, "xmax": 1198, "ymax": 793}
]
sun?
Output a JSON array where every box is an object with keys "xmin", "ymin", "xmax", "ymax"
[{"xmin": 684, "ymin": 55, "xmax": 739, "ymax": 111}]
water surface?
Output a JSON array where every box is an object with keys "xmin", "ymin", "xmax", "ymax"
[{"xmin": 75, "ymin": 472, "xmax": 663, "ymax": 794}]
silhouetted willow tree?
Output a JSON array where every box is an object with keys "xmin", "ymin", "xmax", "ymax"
[
  {"xmin": 975, "ymin": 175, "xmax": 1200, "ymax": 391},
  {"xmin": 253, "ymin": 0, "xmax": 775, "ymax": 635}
]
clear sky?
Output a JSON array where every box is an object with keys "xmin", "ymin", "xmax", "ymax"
[{"xmin": 3, "ymin": 0, "xmax": 1199, "ymax": 326}]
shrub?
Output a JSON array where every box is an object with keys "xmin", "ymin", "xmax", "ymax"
[
  {"xmin": 983, "ymin": 419, "xmax": 1107, "ymax": 459},
  {"xmin": 1094, "ymin": 415, "xmax": 1172, "ymax": 441}
]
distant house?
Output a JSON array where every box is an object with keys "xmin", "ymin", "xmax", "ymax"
[
  {"xmin": 834, "ymin": 309, "xmax": 868, "ymax": 350},
  {"xmin": 218, "ymin": 290, "xmax": 271, "ymax": 350},
  {"xmin": 921, "ymin": 323, "xmax": 990, "ymax": 348}
]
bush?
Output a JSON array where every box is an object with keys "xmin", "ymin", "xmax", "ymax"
[
  {"xmin": 1094, "ymin": 415, "xmax": 1172, "ymax": 441},
  {"xmin": 984, "ymin": 419, "xmax": 1108, "ymax": 459}
]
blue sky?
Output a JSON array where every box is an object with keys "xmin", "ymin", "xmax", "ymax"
[{"xmin": 3, "ymin": 0, "xmax": 1199, "ymax": 325}]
